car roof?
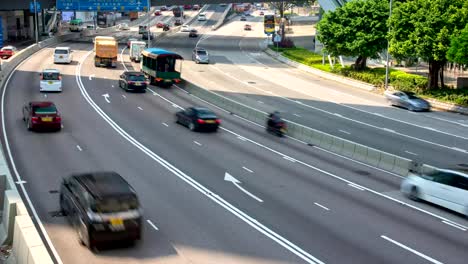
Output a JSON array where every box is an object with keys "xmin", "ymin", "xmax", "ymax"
[
  {"xmin": 72, "ymin": 171, "xmax": 136, "ymax": 199},
  {"xmin": 55, "ymin": 47, "xmax": 70, "ymax": 50},
  {"xmin": 42, "ymin": 69, "xmax": 60, "ymax": 73},
  {"xmin": 30, "ymin": 101, "xmax": 55, "ymax": 107},
  {"xmin": 195, "ymin": 48, "xmax": 207, "ymax": 51},
  {"xmin": 193, "ymin": 107, "xmax": 214, "ymax": 112},
  {"xmin": 124, "ymin": 71, "xmax": 144, "ymax": 75}
]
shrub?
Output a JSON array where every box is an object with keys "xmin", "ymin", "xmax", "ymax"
[{"xmin": 279, "ymin": 38, "xmax": 295, "ymax": 48}]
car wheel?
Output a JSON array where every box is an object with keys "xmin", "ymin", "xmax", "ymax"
[
  {"xmin": 175, "ymin": 115, "xmax": 180, "ymax": 124},
  {"xmin": 188, "ymin": 122, "xmax": 196, "ymax": 131},
  {"xmin": 408, "ymin": 186, "xmax": 420, "ymax": 201},
  {"xmin": 195, "ymin": 60, "xmax": 199, "ymax": 64}
]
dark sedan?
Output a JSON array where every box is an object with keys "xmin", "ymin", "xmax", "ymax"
[
  {"xmin": 189, "ymin": 29, "xmax": 198, "ymax": 38},
  {"xmin": 22, "ymin": 101, "xmax": 62, "ymax": 131},
  {"xmin": 118, "ymin": 71, "xmax": 149, "ymax": 92},
  {"xmin": 384, "ymin": 90, "xmax": 431, "ymax": 111},
  {"xmin": 176, "ymin": 107, "xmax": 220, "ymax": 132}
]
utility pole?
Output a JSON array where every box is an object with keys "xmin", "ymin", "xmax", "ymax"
[{"xmin": 384, "ymin": 0, "xmax": 393, "ymax": 90}]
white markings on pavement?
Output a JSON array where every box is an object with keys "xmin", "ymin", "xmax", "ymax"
[
  {"xmin": 111, "ymin": 85, "xmax": 114, "ymax": 88},
  {"xmin": 102, "ymin": 93, "xmax": 111, "ymax": 103},
  {"xmin": 242, "ymin": 166, "xmax": 253, "ymax": 173},
  {"xmin": 283, "ymin": 156, "xmax": 297, "ymax": 163},
  {"xmin": 76, "ymin": 145, "xmax": 83, "ymax": 151},
  {"xmin": 89, "ymin": 74, "xmax": 95, "ymax": 80},
  {"xmin": 237, "ymin": 136, "xmax": 247, "ymax": 141},
  {"xmin": 339, "ymin": 129, "xmax": 351, "ymax": 135},
  {"xmin": 348, "ymin": 183, "xmax": 365, "ymax": 191},
  {"xmin": 15, "ymin": 180, "xmax": 27, "ymax": 185},
  {"xmin": 451, "ymin": 147, "xmax": 467, "ymax": 153},
  {"xmin": 295, "ymin": 100, "xmax": 303, "ymax": 104},
  {"xmin": 147, "ymin": 87, "xmax": 157, "ymax": 95},
  {"xmin": 120, "ymin": 47, "xmax": 129, "ymax": 72},
  {"xmin": 442, "ymin": 220, "xmax": 467, "ymax": 231},
  {"xmin": 146, "ymin": 219, "xmax": 159, "ymax": 231},
  {"xmin": 333, "ymin": 113, "xmax": 342, "ymax": 117},
  {"xmin": 172, "ymin": 104, "xmax": 181, "ymax": 108},
  {"xmin": 381, "ymin": 235, "xmax": 444, "ymax": 264},
  {"xmin": 373, "ymin": 113, "xmax": 385, "ymax": 117},
  {"xmin": 194, "ymin": 141, "xmax": 202, "ymax": 146},
  {"xmin": 314, "ymin": 203, "xmax": 329, "ymax": 211},
  {"xmin": 293, "ymin": 113, "xmax": 301, "ymax": 117},
  {"xmin": 423, "ymin": 126, "xmax": 439, "ymax": 132},
  {"xmin": 404, "ymin": 150, "xmax": 418, "ymax": 156},
  {"xmin": 382, "ymin": 128, "xmax": 395, "ymax": 133},
  {"xmin": 224, "ymin": 172, "xmax": 263, "ymax": 203},
  {"xmin": 122, "ymin": 95, "xmax": 126, "ymax": 99},
  {"xmin": 162, "ymin": 122, "xmax": 169, "ymax": 127},
  {"xmin": 138, "ymin": 106, "xmax": 143, "ymax": 111},
  {"xmin": 257, "ymin": 100, "xmax": 264, "ymax": 104}
]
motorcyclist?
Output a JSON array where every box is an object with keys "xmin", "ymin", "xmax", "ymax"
[
  {"xmin": 163, "ymin": 24, "xmax": 170, "ymax": 31},
  {"xmin": 267, "ymin": 111, "xmax": 286, "ymax": 135}
]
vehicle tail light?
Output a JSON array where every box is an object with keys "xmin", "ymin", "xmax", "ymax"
[
  {"xmin": 58, "ymin": 75, "xmax": 62, "ymax": 80},
  {"xmin": 215, "ymin": 119, "xmax": 221, "ymax": 124},
  {"xmin": 128, "ymin": 81, "xmax": 135, "ymax": 85},
  {"xmin": 54, "ymin": 116, "xmax": 61, "ymax": 122},
  {"xmin": 197, "ymin": 119, "xmax": 205, "ymax": 124},
  {"xmin": 174, "ymin": 79, "xmax": 181, "ymax": 83},
  {"xmin": 31, "ymin": 117, "xmax": 39, "ymax": 122}
]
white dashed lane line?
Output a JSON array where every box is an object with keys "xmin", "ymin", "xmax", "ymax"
[
  {"xmin": 339, "ymin": 129, "xmax": 351, "ymax": 135},
  {"xmin": 147, "ymin": 219, "xmax": 159, "ymax": 231},
  {"xmin": 404, "ymin": 151, "xmax": 418, "ymax": 156},
  {"xmin": 138, "ymin": 106, "xmax": 143, "ymax": 111},
  {"xmin": 194, "ymin": 141, "xmax": 202, "ymax": 146},
  {"xmin": 76, "ymin": 145, "xmax": 83, "ymax": 151},
  {"xmin": 162, "ymin": 122, "xmax": 169, "ymax": 127},
  {"xmin": 314, "ymin": 203, "xmax": 330, "ymax": 211},
  {"xmin": 381, "ymin": 235, "xmax": 443, "ymax": 264},
  {"xmin": 242, "ymin": 166, "xmax": 253, "ymax": 173}
]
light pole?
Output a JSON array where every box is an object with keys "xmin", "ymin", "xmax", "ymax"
[
  {"xmin": 33, "ymin": 0, "xmax": 38, "ymax": 43},
  {"xmin": 384, "ymin": 0, "xmax": 393, "ymax": 90},
  {"xmin": 146, "ymin": 4, "xmax": 150, "ymax": 48}
]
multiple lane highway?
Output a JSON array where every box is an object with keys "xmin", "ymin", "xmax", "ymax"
[{"xmin": 1, "ymin": 5, "xmax": 468, "ymax": 264}]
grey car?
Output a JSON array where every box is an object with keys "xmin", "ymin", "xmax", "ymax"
[
  {"xmin": 384, "ymin": 90, "xmax": 431, "ymax": 111},
  {"xmin": 192, "ymin": 48, "xmax": 210, "ymax": 64}
]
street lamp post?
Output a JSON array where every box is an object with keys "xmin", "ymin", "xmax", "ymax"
[
  {"xmin": 33, "ymin": 0, "xmax": 38, "ymax": 44},
  {"xmin": 384, "ymin": 0, "xmax": 393, "ymax": 90},
  {"xmin": 146, "ymin": 5, "xmax": 150, "ymax": 48}
]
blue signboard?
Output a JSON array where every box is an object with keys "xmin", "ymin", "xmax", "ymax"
[
  {"xmin": 0, "ymin": 16, "xmax": 3, "ymax": 48},
  {"xmin": 56, "ymin": 0, "xmax": 149, "ymax": 11},
  {"xmin": 30, "ymin": 2, "xmax": 41, "ymax": 13}
]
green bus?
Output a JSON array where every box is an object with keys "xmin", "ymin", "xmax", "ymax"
[{"xmin": 140, "ymin": 48, "xmax": 183, "ymax": 87}]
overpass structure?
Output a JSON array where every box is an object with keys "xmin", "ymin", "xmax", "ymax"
[{"xmin": 1, "ymin": 0, "xmax": 349, "ymax": 11}]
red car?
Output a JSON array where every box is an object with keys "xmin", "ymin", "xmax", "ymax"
[
  {"xmin": 23, "ymin": 101, "xmax": 61, "ymax": 131},
  {"xmin": 156, "ymin": 22, "xmax": 166, "ymax": 28},
  {"xmin": 184, "ymin": 5, "xmax": 192, "ymax": 10},
  {"xmin": 0, "ymin": 46, "xmax": 17, "ymax": 59},
  {"xmin": 154, "ymin": 10, "xmax": 161, "ymax": 16}
]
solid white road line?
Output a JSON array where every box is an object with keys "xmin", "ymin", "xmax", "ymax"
[
  {"xmin": 78, "ymin": 50, "xmax": 324, "ymax": 264},
  {"xmin": 238, "ymin": 136, "xmax": 247, "ymax": 141},
  {"xmin": 2, "ymin": 49, "xmax": 64, "ymax": 264},
  {"xmin": 314, "ymin": 203, "xmax": 329, "ymax": 211},
  {"xmin": 348, "ymin": 183, "xmax": 365, "ymax": 191},
  {"xmin": 339, "ymin": 129, "xmax": 351, "ymax": 135},
  {"xmin": 138, "ymin": 106, "xmax": 143, "ymax": 110},
  {"xmin": 194, "ymin": 141, "xmax": 202, "ymax": 146},
  {"xmin": 293, "ymin": 113, "xmax": 301, "ymax": 117},
  {"xmin": 120, "ymin": 47, "xmax": 129, "ymax": 72},
  {"xmin": 283, "ymin": 156, "xmax": 297, "ymax": 163},
  {"xmin": 442, "ymin": 220, "xmax": 467, "ymax": 231},
  {"xmin": 381, "ymin": 235, "xmax": 444, "ymax": 264},
  {"xmin": 162, "ymin": 122, "xmax": 169, "ymax": 127},
  {"xmin": 76, "ymin": 145, "xmax": 83, "ymax": 151},
  {"xmin": 404, "ymin": 150, "xmax": 418, "ymax": 156},
  {"xmin": 451, "ymin": 147, "xmax": 467, "ymax": 153},
  {"xmin": 382, "ymin": 128, "xmax": 395, "ymax": 133},
  {"xmin": 146, "ymin": 219, "xmax": 159, "ymax": 231},
  {"xmin": 15, "ymin": 180, "xmax": 27, "ymax": 185},
  {"xmin": 242, "ymin": 166, "xmax": 254, "ymax": 173}
]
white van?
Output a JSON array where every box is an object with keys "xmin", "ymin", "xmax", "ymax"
[
  {"xmin": 54, "ymin": 47, "xmax": 73, "ymax": 64},
  {"xmin": 198, "ymin": 13, "xmax": 207, "ymax": 21},
  {"xmin": 40, "ymin": 69, "xmax": 62, "ymax": 92},
  {"xmin": 129, "ymin": 41, "xmax": 147, "ymax": 62}
]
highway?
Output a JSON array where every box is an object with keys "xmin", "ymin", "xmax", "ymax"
[
  {"xmin": 1, "ymin": 4, "xmax": 468, "ymax": 264},
  {"xmin": 165, "ymin": 10, "xmax": 468, "ymax": 169}
]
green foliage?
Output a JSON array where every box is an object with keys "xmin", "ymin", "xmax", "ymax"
[
  {"xmin": 389, "ymin": 71, "xmax": 428, "ymax": 91},
  {"xmin": 316, "ymin": 0, "xmax": 388, "ymax": 59},
  {"xmin": 447, "ymin": 24, "xmax": 468, "ymax": 65}
]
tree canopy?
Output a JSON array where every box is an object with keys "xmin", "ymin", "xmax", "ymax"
[
  {"xmin": 447, "ymin": 24, "xmax": 468, "ymax": 66},
  {"xmin": 316, "ymin": 0, "xmax": 389, "ymax": 70},
  {"xmin": 388, "ymin": 0, "xmax": 468, "ymax": 88}
]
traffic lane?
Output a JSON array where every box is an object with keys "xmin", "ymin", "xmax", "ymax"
[
  {"xmin": 5, "ymin": 44, "xmax": 306, "ymax": 264},
  {"xmin": 117, "ymin": 54, "xmax": 468, "ymax": 264}
]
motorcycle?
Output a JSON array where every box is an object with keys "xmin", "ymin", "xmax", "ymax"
[{"xmin": 266, "ymin": 120, "xmax": 287, "ymax": 137}]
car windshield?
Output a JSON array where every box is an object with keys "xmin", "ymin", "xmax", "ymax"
[
  {"xmin": 55, "ymin": 49, "xmax": 68, "ymax": 54},
  {"xmin": 197, "ymin": 50, "xmax": 207, "ymax": 55},
  {"xmin": 128, "ymin": 75, "xmax": 146, "ymax": 81},
  {"xmin": 92, "ymin": 195, "xmax": 139, "ymax": 213},
  {"xmin": 42, "ymin": 72, "xmax": 60, "ymax": 80},
  {"xmin": 33, "ymin": 106, "xmax": 57, "ymax": 115},
  {"xmin": 406, "ymin": 93, "xmax": 419, "ymax": 99}
]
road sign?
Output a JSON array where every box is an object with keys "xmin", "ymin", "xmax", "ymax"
[
  {"xmin": 30, "ymin": 2, "xmax": 41, "ymax": 13},
  {"xmin": 56, "ymin": 0, "xmax": 149, "ymax": 11},
  {"xmin": 274, "ymin": 34, "xmax": 281, "ymax": 43},
  {"xmin": 0, "ymin": 16, "xmax": 3, "ymax": 48}
]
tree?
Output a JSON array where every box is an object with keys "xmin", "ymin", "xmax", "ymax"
[
  {"xmin": 269, "ymin": 2, "xmax": 293, "ymax": 18},
  {"xmin": 447, "ymin": 24, "xmax": 468, "ymax": 66},
  {"xmin": 316, "ymin": 0, "xmax": 389, "ymax": 70},
  {"xmin": 389, "ymin": 0, "xmax": 468, "ymax": 89}
]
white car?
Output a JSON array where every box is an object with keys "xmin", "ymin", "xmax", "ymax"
[
  {"xmin": 180, "ymin": 25, "xmax": 191, "ymax": 32},
  {"xmin": 53, "ymin": 47, "xmax": 73, "ymax": 64},
  {"xmin": 40, "ymin": 69, "xmax": 62, "ymax": 92},
  {"xmin": 197, "ymin": 13, "xmax": 207, "ymax": 21},
  {"xmin": 118, "ymin": 23, "xmax": 130, "ymax": 30},
  {"xmin": 401, "ymin": 169, "xmax": 468, "ymax": 216}
]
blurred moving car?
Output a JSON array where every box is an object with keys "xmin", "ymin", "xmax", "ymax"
[
  {"xmin": 401, "ymin": 168, "xmax": 468, "ymax": 216},
  {"xmin": 174, "ymin": 19, "xmax": 182, "ymax": 26},
  {"xmin": 192, "ymin": 4, "xmax": 200, "ymax": 10},
  {"xmin": 60, "ymin": 171, "xmax": 142, "ymax": 250},
  {"xmin": 118, "ymin": 71, "xmax": 148, "ymax": 92},
  {"xmin": 240, "ymin": 15, "xmax": 246, "ymax": 21},
  {"xmin": 118, "ymin": 23, "xmax": 130, "ymax": 30},
  {"xmin": 198, "ymin": 13, "xmax": 207, "ymax": 21},
  {"xmin": 244, "ymin": 24, "xmax": 252, "ymax": 30},
  {"xmin": 54, "ymin": 47, "xmax": 73, "ymax": 64},
  {"xmin": 127, "ymin": 38, "xmax": 138, "ymax": 48},
  {"xmin": 156, "ymin": 21, "xmax": 167, "ymax": 28},
  {"xmin": 384, "ymin": 90, "xmax": 431, "ymax": 111},
  {"xmin": 176, "ymin": 107, "xmax": 220, "ymax": 132},
  {"xmin": 40, "ymin": 69, "xmax": 62, "ymax": 92},
  {"xmin": 23, "ymin": 101, "xmax": 61, "ymax": 131},
  {"xmin": 189, "ymin": 29, "xmax": 198, "ymax": 38},
  {"xmin": 192, "ymin": 48, "xmax": 209, "ymax": 64},
  {"xmin": 0, "ymin": 46, "xmax": 17, "ymax": 59},
  {"xmin": 180, "ymin": 25, "xmax": 191, "ymax": 32},
  {"xmin": 160, "ymin": 6, "xmax": 167, "ymax": 11},
  {"xmin": 154, "ymin": 10, "xmax": 161, "ymax": 16}
]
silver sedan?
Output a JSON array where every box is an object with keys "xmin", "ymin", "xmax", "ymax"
[{"xmin": 384, "ymin": 90, "xmax": 431, "ymax": 111}]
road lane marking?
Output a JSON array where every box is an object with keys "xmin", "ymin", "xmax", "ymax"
[
  {"xmin": 404, "ymin": 150, "xmax": 417, "ymax": 156},
  {"xmin": 333, "ymin": 113, "xmax": 342, "ymax": 117},
  {"xmin": 77, "ymin": 50, "xmax": 324, "ymax": 264},
  {"xmin": 147, "ymin": 219, "xmax": 159, "ymax": 231},
  {"xmin": 138, "ymin": 106, "xmax": 143, "ymax": 110},
  {"xmin": 162, "ymin": 122, "xmax": 169, "ymax": 127},
  {"xmin": 76, "ymin": 145, "xmax": 83, "ymax": 151},
  {"xmin": 339, "ymin": 129, "xmax": 350, "ymax": 135},
  {"xmin": 120, "ymin": 47, "xmax": 129, "ymax": 72},
  {"xmin": 122, "ymin": 94, "xmax": 126, "ymax": 98},
  {"xmin": 314, "ymin": 203, "xmax": 329, "ymax": 211},
  {"xmin": 225, "ymin": 172, "xmax": 263, "ymax": 203},
  {"xmin": 283, "ymin": 156, "xmax": 297, "ymax": 163},
  {"xmin": 257, "ymin": 100, "xmax": 264, "ymax": 104},
  {"xmin": 293, "ymin": 113, "xmax": 301, "ymax": 117},
  {"xmin": 242, "ymin": 166, "xmax": 253, "ymax": 173},
  {"xmin": 102, "ymin": 93, "xmax": 111, "ymax": 103},
  {"xmin": 348, "ymin": 183, "xmax": 365, "ymax": 191},
  {"xmin": 442, "ymin": 220, "xmax": 467, "ymax": 231},
  {"xmin": 451, "ymin": 147, "xmax": 467, "ymax": 153},
  {"xmin": 15, "ymin": 180, "xmax": 27, "ymax": 185},
  {"xmin": 194, "ymin": 141, "xmax": 202, "ymax": 146},
  {"xmin": 381, "ymin": 235, "xmax": 444, "ymax": 264},
  {"xmin": 89, "ymin": 74, "xmax": 95, "ymax": 80},
  {"xmin": 382, "ymin": 128, "xmax": 395, "ymax": 133}
]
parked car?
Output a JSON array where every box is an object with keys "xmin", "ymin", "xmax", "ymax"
[
  {"xmin": 22, "ymin": 101, "xmax": 61, "ymax": 131},
  {"xmin": 118, "ymin": 71, "xmax": 149, "ymax": 92},
  {"xmin": 189, "ymin": 29, "xmax": 198, "ymax": 38},
  {"xmin": 401, "ymin": 168, "xmax": 468, "ymax": 216},
  {"xmin": 384, "ymin": 90, "xmax": 431, "ymax": 111},
  {"xmin": 40, "ymin": 69, "xmax": 62, "ymax": 92},
  {"xmin": 0, "ymin": 46, "xmax": 17, "ymax": 59},
  {"xmin": 244, "ymin": 24, "xmax": 252, "ymax": 30},
  {"xmin": 176, "ymin": 107, "xmax": 220, "ymax": 132},
  {"xmin": 54, "ymin": 47, "xmax": 73, "ymax": 64},
  {"xmin": 60, "ymin": 171, "xmax": 142, "ymax": 250},
  {"xmin": 192, "ymin": 48, "xmax": 210, "ymax": 64}
]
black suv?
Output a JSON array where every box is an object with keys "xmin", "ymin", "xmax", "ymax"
[
  {"xmin": 60, "ymin": 172, "xmax": 142, "ymax": 250},
  {"xmin": 118, "ymin": 71, "xmax": 148, "ymax": 92}
]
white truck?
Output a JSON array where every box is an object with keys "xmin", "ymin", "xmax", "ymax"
[{"xmin": 129, "ymin": 41, "xmax": 147, "ymax": 62}]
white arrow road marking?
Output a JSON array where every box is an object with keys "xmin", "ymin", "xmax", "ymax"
[
  {"xmin": 76, "ymin": 145, "xmax": 83, "ymax": 151},
  {"xmin": 102, "ymin": 93, "xmax": 111, "ymax": 103},
  {"xmin": 224, "ymin": 172, "xmax": 263, "ymax": 203},
  {"xmin": 89, "ymin": 74, "xmax": 95, "ymax": 80}
]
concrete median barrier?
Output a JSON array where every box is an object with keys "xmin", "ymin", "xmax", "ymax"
[{"xmin": 378, "ymin": 153, "xmax": 396, "ymax": 172}]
